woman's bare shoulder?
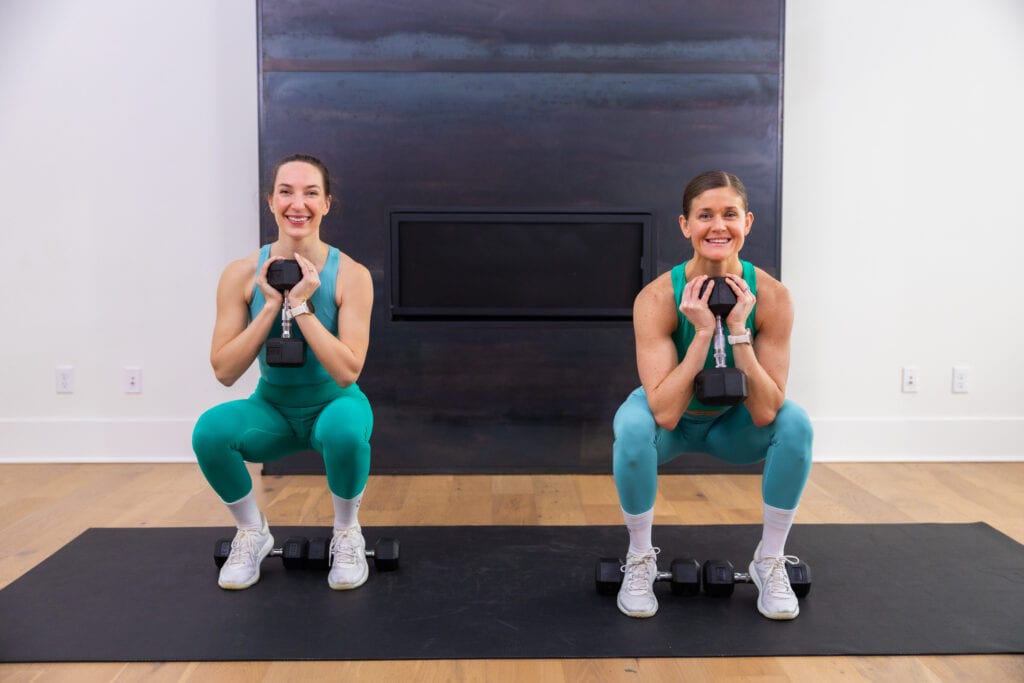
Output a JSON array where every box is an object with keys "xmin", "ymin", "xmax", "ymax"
[
  {"xmin": 753, "ymin": 266, "xmax": 793, "ymax": 328},
  {"xmin": 219, "ymin": 250, "xmax": 261, "ymax": 291}
]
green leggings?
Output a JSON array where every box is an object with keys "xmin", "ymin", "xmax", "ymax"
[
  {"xmin": 613, "ymin": 386, "xmax": 813, "ymax": 514},
  {"xmin": 192, "ymin": 379, "xmax": 373, "ymax": 503}
]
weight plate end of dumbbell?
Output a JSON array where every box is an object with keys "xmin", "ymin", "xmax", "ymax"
[
  {"xmin": 669, "ymin": 557, "xmax": 701, "ymax": 596},
  {"xmin": 214, "ymin": 538, "xmax": 232, "ymax": 569},
  {"xmin": 281, "ymin": 536, "xmax": 310, "ymax": 570},
  {"xmin": 701, "ymin": 559, "xmax": 736, "ymax": 597},
  {"xmin": 787, "ymin": 561, "xmax": 812, "ymax": 598},
  {"xmin": 595, "ymin": 557, "xmax": 624, "ymax": 595},
  {"xmin": 372, "ymin": 538, "xmax": 400, "ymax": 571},
  {"xmin": 307, "ymin": 536, "xmax": 331, "ymax": 571}
]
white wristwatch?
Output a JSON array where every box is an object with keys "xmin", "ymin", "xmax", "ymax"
[
  {"xmin": 287, "ymin": 299, "xmax": 315, "ymax": 320},
  {"xmin": 727, "ymin": 328, "xmax": 753, "ymax": 345}
]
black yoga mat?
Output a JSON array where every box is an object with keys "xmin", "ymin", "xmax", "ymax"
[{"xmin": 1, "ymin": 523, "xmax": 1021, "ymax": 662}]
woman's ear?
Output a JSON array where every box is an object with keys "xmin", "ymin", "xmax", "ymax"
[{"xmin": 678, "ymin": 213, "xmax": 691, "ymax": 238}]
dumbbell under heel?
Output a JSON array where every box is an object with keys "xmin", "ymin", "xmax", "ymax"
[
  {"xmin": 701, "ymin": 558, "xmax": 811, "ymax": 598},
  {"xmin": 214, "ymin": 535, "xmax": 401, "ymax": 572},
  {"xmin": 594, "ymin": 557, "xmax": 701, "ymax": 596}
]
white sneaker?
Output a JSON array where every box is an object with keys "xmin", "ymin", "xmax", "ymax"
[
  {"xmin": 616, "ymin": 548, "xmax": 660, "ymax": 618},
  {"xmin": 748, "ymin": 541, "xmax": 800, "ymax": 620},
  {"xmin": 218, "ymin": 517, "xmax": 274, "ymax": 590},
  {"xmin": 328, "ymin": 526, "xmax": 369, "ymax": 590}
]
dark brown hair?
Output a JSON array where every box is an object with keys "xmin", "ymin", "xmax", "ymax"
[
  {"xmin": 681, "ymin": 170, "xmax": 748, "ymax": 218},
  {"xmin": 268, "ymin": 153, "xmax": 332, "ymax": 197}
]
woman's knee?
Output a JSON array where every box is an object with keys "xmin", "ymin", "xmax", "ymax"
[
  {"xmin": 776, "ymin": 401, "xmax": 813, "ymax": 441},
  {"xmin": 318, "ymin": 423, "xmax": 368, "ymax": 459},
  {"xmin": 192, "ymin": 406, "xmax": 240, "ymax": 461},
  {"xmin": 773, "ymin": 401, "xmax": 814, "ymax": 468}
]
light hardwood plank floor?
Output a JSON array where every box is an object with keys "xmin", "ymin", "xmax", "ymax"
[{"xmin": 1, "ymin": 462, "xmax": 1022, "ymax": 682}]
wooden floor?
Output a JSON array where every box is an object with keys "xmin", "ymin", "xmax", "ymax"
[{"xmin": 1, "ymin": 461, "xmax": 1022, "ymax": 682}]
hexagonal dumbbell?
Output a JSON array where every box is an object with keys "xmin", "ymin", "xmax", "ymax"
[
  {"xmin": 214, "ymin": 535, "xmax": 401, "ymax": 572},
  {"xmin": 264, "ymin": 259, "xmax": 307, "ymax": 368},
  {"xmin": 594, "ymin": 557, "xmax": 701, "ymax": 596},
  {"xmin": 214, "ymin": 535, "xmax": 311, "ymax": 570},
  {"xmin": 299, "ymin": 535, "xmax": 401, "ymax": 572},
  {"xmin": 701, "ymin": 558, "xmax": 812, "ymax": 598},
  {"xmin": 694, "ymin": 276, "xmax": 749, "ymax": 406}
]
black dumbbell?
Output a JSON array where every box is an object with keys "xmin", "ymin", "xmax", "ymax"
[
  {"xmin": 267, "ymin": 259, "xmax": 302, "ymax": 292},
  {"xmin": 264, "ymin": 259, "xmax": 307, "ymax": 367},
  {"xmin": 701, "ymin": 558, "xmax": 811, "ymax": 598},
  {"xmin": 694, "ymin": 276, "xmax": 748, "ymax": 406},
  {"xmin": 302, "ymin": 536, "xmax": 401, "ymax": 572},
  {"xmin": 214, "ymin": 535, "xmax": 401, "ymax": 572},
  {"xmin": 594, "ymin": 557, "xmax": 701, "ymax": 596}
]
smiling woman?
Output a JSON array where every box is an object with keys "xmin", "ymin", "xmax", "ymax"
[
  {"xmin": 190, "ymin": 153, "xmax": 378, "ymax": 593},
  {"xmin": 611, "ymin": 170, "xmax": 813, "ymax": 622}
]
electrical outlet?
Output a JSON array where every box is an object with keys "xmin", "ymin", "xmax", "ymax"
[
  {"xmin": 55, "ymin": 365, "xmax": 74, "ymax": 394},
  {"xmin": 952, "ymin": 366, "xmax": 969, "ymax": 393},
  {"xmin": 123, "ymin": 367, "xmax": 143, "ymax": 394},
  {"xmin": 901, "ymin": 366, "xmax": 919, "ymax": 393}
]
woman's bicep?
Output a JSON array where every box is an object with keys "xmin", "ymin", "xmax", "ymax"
[{"xmin": 336, "ymin": 265, "xmax": 373, "ymax": 358}]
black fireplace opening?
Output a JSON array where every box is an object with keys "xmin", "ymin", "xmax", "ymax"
[{"xmin": 389, "ymin": 211, "xmax": 652, "ymax": 321}]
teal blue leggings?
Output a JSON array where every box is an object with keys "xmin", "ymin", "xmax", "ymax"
[
  {"xmin": 613, "ymin": 387, "xmax": 812, "ymax": 514},
  {"xmin": 192, "ymin": 380, "xmax": 373, "ymax": 503}
]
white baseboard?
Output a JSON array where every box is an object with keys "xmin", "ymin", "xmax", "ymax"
[
  {"xmin": 1, "ymin": 416, "xmax": 1022, "ymax": 463},
  {"xmin": 0, "ymin": 418, "xmax": 197, "ymax": 462},
  {"xmin": 809, "ymin": 416, "xmax": 1024, "ymax": 462}
]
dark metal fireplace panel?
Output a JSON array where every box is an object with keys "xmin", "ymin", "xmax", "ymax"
[
  {"xmin": 257, "ymin": 1, "xmax": 783, "ymax": 474},
  {"xmin": 390, "ymin": 211, "xmax": 652, "ymax": 321}
]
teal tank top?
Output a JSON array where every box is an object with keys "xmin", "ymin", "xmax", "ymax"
[
  {"xmin": 250, "ymin": 244, "xmax": 342, "ymax": 387},
  {"xmin": 670, "ymin": 260, "xmax": 757, "ymax": 412}
]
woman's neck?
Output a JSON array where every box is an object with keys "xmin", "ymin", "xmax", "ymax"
[
  {"xmin": 272, "ymin": 237, "xmax": 327, "ymax": 267},
  {"xmin": 685, "ymin": 255, "xmax": 742, "ymax": 279}
]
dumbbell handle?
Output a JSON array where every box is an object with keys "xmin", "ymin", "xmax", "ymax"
[
  {"xmin": 659, "ymin": 569, "xmax": 753, "ymax": 583},
  {"xmin": 267, "ymin": 546, "xmax": 380, "ymax": 559},
  {"xmin": 280, "ymin": 289, "xmax": 293, "ymax": 339},
  {"xmin": 712, "ymin": 316, "xmax": 727, "ymax": 368}
]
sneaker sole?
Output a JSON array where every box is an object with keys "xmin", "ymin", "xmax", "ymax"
[
  {"xmin": 616, "ymin": 596, "xmax": 658, "ymax": 618},
  {"xmin": 218, "ymin": 533, "xmax": 275, "ymax": 590},
  {"xmin": 748, "ymin": 560, "xmax": 800, "ymax": 620},
  {"xmin": 329, "ymin": 563, "xmax": 369, "ymax": 591}
]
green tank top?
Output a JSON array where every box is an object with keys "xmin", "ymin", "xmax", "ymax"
[
  {"xmin": 670, "ymin": 260, "xmax": 757, "ymax": 412},
  {"xmin": 250, "ymin": 244, "xmax": 343, "ymax": 388}
]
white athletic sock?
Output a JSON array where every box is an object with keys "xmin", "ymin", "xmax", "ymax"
[
  {"xmin": 225, "ymin": 491, "xmax": 263, "ymax": 530},
  {"xmin": 622, "ymin": 507, "xmax": 655, "ymax": 556},
  {"xmin": 332, "ymin": 491, "xmax": 363, "ymax": 531},
  {"xmin": 761, "ymin": 503, "xmax": 798, "ymax": 557}
]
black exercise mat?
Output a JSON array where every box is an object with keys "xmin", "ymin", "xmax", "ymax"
[{"xmin": 1, "ymin": 524, "xmax": 1022, "ymax": 662}]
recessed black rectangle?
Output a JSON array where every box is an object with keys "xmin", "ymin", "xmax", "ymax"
[{"xmin": 389, "ymin": 212, "xmax": 651, "ymax": 321}]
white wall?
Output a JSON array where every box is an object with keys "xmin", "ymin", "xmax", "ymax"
[
  {"xmin": 0, "ymin": 1, "xmax": 261, "ymax": 460},
  {"xmin": 1, "ymin": 0, "xmax": 1021, "ymax": 462},
  {"xmin": 782, "ymin": 0, "xmax": 1024, "ymax": 459}
]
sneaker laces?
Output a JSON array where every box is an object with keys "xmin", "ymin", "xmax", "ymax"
[
  {"xmin": 762, "ymin": 554, "xmax": 800, "ymax": 598},
  {"xmin": 226, "ymin": 528, "xmax": 263, "ymax": 568},
  {"xmin": 330, "ymin": 528, "xmax": 363, "ymax": 567},
  {"xmin": 621, "ymin": 548, "xmax": 660, "ymax": 594}
]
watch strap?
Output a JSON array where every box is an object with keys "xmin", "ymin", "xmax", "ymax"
[
  {"xmin": 727, "ymin": 328, "xmax": 752, "ymax": 345},
  {"xmin": 287, "ymin": 299, "xmax": 315, "ymax": 320}
]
